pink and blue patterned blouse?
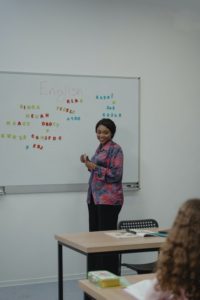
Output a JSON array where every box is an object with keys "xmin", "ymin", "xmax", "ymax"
[{"xmin": 87, "ymin": 140, "xmax": 124, "ymax": 205}]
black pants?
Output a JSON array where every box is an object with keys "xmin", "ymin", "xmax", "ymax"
[{"xmin": 87, "ymin": 198, "xmax": 122, "ymax": 275}]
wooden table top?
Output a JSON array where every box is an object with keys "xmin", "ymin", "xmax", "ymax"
[
  {"xmin": 55, "ymin": 230, "xmax": 166, "ymax": 253},
  {"xmin": 79, "ymin": 273, "xmax": 156, "ymax": 300}
]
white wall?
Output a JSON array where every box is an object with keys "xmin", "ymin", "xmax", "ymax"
[{"xmin": 1, "ymin": 0, "xmax": 200, "ymax": 286}]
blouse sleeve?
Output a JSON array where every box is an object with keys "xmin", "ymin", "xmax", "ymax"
[{"xmin": 95, "ymin": 146, "xmax": 123, "ymax": 183}]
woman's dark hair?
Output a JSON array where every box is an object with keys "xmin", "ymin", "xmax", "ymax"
[{"xmin": 95, "ymin": 118, "xmax": 116, "ymax": 138}]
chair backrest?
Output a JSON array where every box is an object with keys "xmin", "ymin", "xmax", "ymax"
[{"xmin": 118, "ymin": 219, "xmax": 159, "ymax": 230}]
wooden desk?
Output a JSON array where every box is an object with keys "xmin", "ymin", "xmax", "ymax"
[
  {"xmin": 79, "ymin": 273, "xmax": 156, "ymax": 300},
  {"xmin": 55, "ymin": 230, "xmax": 165, "ymax": 300}
]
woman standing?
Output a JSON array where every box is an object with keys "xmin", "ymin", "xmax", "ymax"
[{"xmin": 80, "ymin": 118, "xmax": 124, "ymax": 275}]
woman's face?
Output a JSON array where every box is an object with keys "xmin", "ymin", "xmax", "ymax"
[{"xmin": 96, "ymin": 124, "xmax": 112, "ymax": 145}]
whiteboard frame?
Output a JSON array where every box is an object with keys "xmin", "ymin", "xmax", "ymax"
[{"xmin": 0, "ymin": 71, "xmax": 140, "ymax": 194}]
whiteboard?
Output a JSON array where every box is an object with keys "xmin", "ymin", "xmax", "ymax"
[{"xmin": 0, "ymin": 71, "xmax": 140, "ymax": 193}]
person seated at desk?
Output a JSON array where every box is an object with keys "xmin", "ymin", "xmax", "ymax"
[{"xmin": 128, "ymin": 198, "xmax": 200, "ymax": 300}]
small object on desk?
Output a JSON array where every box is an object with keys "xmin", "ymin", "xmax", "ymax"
[
  {"xmin": 88, "ymin": 270, "xmax": 120, "ymax": 288},
  {"xmin": 125, "ymin": 279, "xmax": 154, "ymax": 299},
  {"xmin": 126, "ymin": 229, "xmax": 137, "ymax": 234},
  {"xmin": 127, "ymin": 229, "xmax": 168, "ymax": 237},
  {"xmin": 158, "ymin": 230, "xmax": 169, "ymax": 235},
  {"xmin": 104, "ymin": 231, "xmax": 138, "ymax": 238}
]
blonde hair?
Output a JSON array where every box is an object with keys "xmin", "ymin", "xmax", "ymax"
[{"xmin": 156, "ymin": 198, "xmax": 200, "ymax": 300}]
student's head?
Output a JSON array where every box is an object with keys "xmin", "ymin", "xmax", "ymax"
[
  {"xmin": 95, "ymin": 118, "xmax": 116, "ymax": 144},
  {"xmin": 156, "ymin": 198, "xmax": 200, "ymax": 300}
]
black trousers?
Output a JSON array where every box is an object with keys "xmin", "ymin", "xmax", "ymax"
[{"xmin": 87, "ymin": 198, "xmax": 122, "ymax": 275}]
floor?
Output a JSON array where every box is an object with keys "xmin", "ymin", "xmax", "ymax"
[{"xmin": 0, "ymin": 280, "xmax": 83, "ymax": 300}]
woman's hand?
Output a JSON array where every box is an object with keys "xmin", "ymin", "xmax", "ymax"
[
  {"xmin": 80, "ymin": 154, "xmax": 89, "ymax": 163},
  {"xmin": 80, "ymin": 154, "xmax": 97, "ymax": 171},
  {"xmin": 85, "ymin": 160, "xmax": 97, "ymax": 171}
]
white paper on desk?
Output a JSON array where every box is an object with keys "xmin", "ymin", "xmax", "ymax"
[
  {"xmin": 104, "ymin": 231, "xmax": 137, "ymax": 238},
  {"xmin": 124, "ymin": 279, "xmax": 154, "ymax": 299},
  {"xmin": 128, "ymin": 229, "xmax": 156, "ymax": 237}
]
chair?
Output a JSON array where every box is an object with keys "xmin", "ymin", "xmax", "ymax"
[{"xmin": 118, "ymin": 218, "xmax": 159, "ymax": 274}]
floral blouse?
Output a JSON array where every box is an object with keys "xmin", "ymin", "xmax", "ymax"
[{"xmin": 87, "ymin": 140, "xmax": 124, "ymax": 205}]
